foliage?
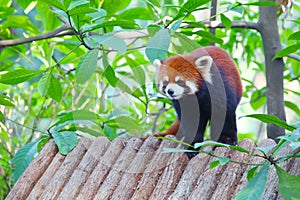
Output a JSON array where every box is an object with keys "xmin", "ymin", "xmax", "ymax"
[
  {"xmin": 164, "ymin": 120, "xmax": 300, "ymax": 199},
  {"xmin": 0, "ymin": 0, "xmax": 299, "ymax": 198}
]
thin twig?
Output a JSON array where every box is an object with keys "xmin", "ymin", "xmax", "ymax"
[{"xmin": 0, "ymin": 25, "xmax": 71, "ymax": 47}]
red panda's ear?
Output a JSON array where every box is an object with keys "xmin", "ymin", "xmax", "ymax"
[
  {"xmin": 153, "ymin": 59, "xmax": 161, "ymax": 69},
  {"xmin": 195, "ymin": 56, "xmax": 213, "ymax": 84}
]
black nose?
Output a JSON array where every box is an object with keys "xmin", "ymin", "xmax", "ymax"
[{"xmin": 167, "ymin": 88, "xmax": 174, "ymax": 96}]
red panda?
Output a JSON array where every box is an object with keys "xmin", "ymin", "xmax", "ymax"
[{"xmin": 154, "ymin": 46, "xmax": 242, "ymax": 149}]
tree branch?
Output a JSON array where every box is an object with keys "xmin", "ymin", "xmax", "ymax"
[
  {"xmin": 0, "ymin": 25, "xmax": 71, "ymax": 47},
  {"xmin": 209, "ymin": 0, "xmax": 218, "ymax": 46},
  {"xmin": 287, "ymin": 53, "xmax": 300, "ymax": 62},
  {"xmin": 204, "ymin": 21, "xmax": 260, "ymax": 31}
]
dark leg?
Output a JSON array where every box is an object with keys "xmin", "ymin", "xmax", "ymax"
[
  {"xmin": 185, "ymin": 117, "xmax": 209, "ymax": 158},
  {"xmin": 218, "ymin": 113, "xmax": 238, "ymax": 145}
]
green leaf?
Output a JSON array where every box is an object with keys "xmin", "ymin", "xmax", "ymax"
[
  {"xmin": 194, "ymin": 140, "xmax": 230, "ymax": 149},
  {"xmin": 146, "ymin": 29, "xmax": 171, "ymax": 62},
  {"xmin": 247, "ymin": 166, "xmax": 259, "ymax": 181},
  {"xmin": 119, "ymin": 7, "xmax": 153, "ymax": 20},
  {"xmin": 235, "ymin": 163, "xmax": 270, "ymax": 200},
  {"xmin": 163, "ymin": 147, "xmax": 197, "ymax": 153},
  {"xmin": 38, "ymin": 72, "xmax": 52, "ymax": 97},
  {"xmin": 68, "ymin": 7, "xmax": 98, "ymax": 15},
  {"xmin": 67, "ymin": 0, "xmax": 89, "ymax": 10},
  {"xmin": 250, "ymin": 90, "xmax": 266, "ymax": 110},
  {"xmin": 241, "ymin": 114, "xmax": 296, "ymax": 131},
  {"xmin": 12, "ymin": 141, "xmax": 38, "ymax": 182},
  {"xmin": 155, "ymin": 136, "xmax": 192, "ymax": 147},
  {"xmin": 2, "ymin": 15, "xmax": 39, "ymax": 34},
  {"xmin": 147, "ymin": 24, "xmax": 161, "ymax": 37},
  {"xmin": 173, "ymin": 0, "xmax": 210, "ymax": 21},
  {"xmin": 196, "ymin": 30, "xmax": 224, "ymax": 44},
  {"xmin": 288, "ymin": 31, "xmax": 300, "ymax": 40},
  {"xmin": 103, "ymin": 124, "xmax": 118, "ymax": 140},
  {"xmin": 104, "ymin": 66, "xmax": 118, "ymax": 87},
  {"xmin": 275, "ymin": 165, "xmax": 300, "ymax": 200},
  {"xmin": 40, "ymin": 0, "xmax": 65, "ymax": 11},
  {"xmin": 173, "ymin": 32, "xmax": 201, "ymax": 54},
  {"xmin": 273, "ymin": 44, "xmax": 300, "ymax": 59},
  {"xmin": 90, "ymin": 35, "xmax": 126, "ymax": 54},
  {"xmin": 218, "ymin": 157, "xmax": 230, "ymax": 165},
  {"xmin": 101, "ymin": 0, "xmax": 131, "ymax": 15},
  {"xmin": 17, "ymin": 0, "xmax": 32, "ymax": 10},
  {"xmin": 76, "ymin": 49, "xmax": 98, "ymax": 84},
  {"xmin": 125, "ymin": 56, "xmax": 146, "ymax": 87},
  {"xmin": 210, "ymin": 160, "xmax": 220, "ymax": 169},
  {"xmin": 51, "ymin": 131, "xmax": 78, "ymax": 155},
  {"xmin": 0, "ymin": 94, "xmax": 15, "ymax": 106},
  {"xmin": 84, "ymin": 20, "xmax": 140, "ymax": 32},
  {"xmin": 48, "ymin": 74, "xmax": 62, "ymax": 102},
  {"xmin": 220, "ymin": 14, "xmax": 232, "ymax": 29},
  {"xmin": 285, "ymin": 101, "xmax": 300, "ymax": 116},
  {"xmin": 227, "ymin": 4, "xmax": 243, "ymax": 14},
  {"xmin": 242, "ymin": 2, "xmax": 277, "ymax": 6},
  {"xmin": 171, "ymin": 20, "xmax": 182, "ymax": 33},
  {"xmin": 0, "ymin": 111, "xmax": 4, "ymax": 121},
  {"xmin": 0, "ymin": 68, "xmax": 43, "ymax": 84},
  {"xmin": 105, "ymin": 115, "xmax": 143, "ymax": 135},
  {"xmin": 229, "ymin": 145, "xmax": 250, "ymax": 154},
  {"xmin": 37, "ymin": 135, "xmax": 51, "ymax": 152},
  {"xmin": 50, "ymin": 110, "xmax": 100, "ymax": 130}
]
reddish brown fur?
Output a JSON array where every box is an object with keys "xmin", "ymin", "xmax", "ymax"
[
  {"xmin": 190, "ymin": 46, "xmax": 243, "ymax": 99},
  {"xmin": 155, "ymin": 46, "xmax": 243, "ymax": 137}
]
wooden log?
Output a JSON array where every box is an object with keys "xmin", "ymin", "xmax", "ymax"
[
  {"xmin": 93, "ymin": 137, "xmax": 143, "ymax": 200},
  {"xmin": 110, "ymin": 136, "xmax": 160, "ymax": 200},
  {"xmin": 149, "ymin": 145, "xmax": 189, "ymax": 200},
  {"xmin": 210, "ymin": 139, "xmax": 256, "ymax": 200},
  {"xmin": 76, "ymin": 137, "xmax": 125, "ymax": 200},
  {"xmin": 131, "ymin": 136, "xmax": 179, "ymax": 200},
  {"xmin": 6, "ymin": 139, "xmax": 58, "ymax": 200},
  {"xmin": 187, "ymin": 146, "xmax": 231, "ymax": 200},
  {"xmin": 169, "ymin": 146, "xmax": 213, "ymax": 199},
  {"xmin": 57, "ymin": 137, "xmax": 110, "ymax": 199},
  {"xmin": 27, "ymin": 152, "xmax": 65, "ymax": 199},
  {"xmin": 39, "ymin": 138, "xmax": 91, "ymax": 199}
]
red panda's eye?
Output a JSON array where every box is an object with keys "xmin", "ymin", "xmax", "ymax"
[
  {"xmin": 163, "ymin": 80, "xmax": 168, "ymax": 86},
  {"xmin": 176, "ymin": 80, "xmax": 185, "ymax": 86}
]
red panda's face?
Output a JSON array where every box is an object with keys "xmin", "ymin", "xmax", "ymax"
[
  {"xmin": 154, "ymin": 55, "xmax": 213, "ymax": 100},
  {"xmin": 154, "ymin": 55, "xmax": 202, "ymax": 100}
]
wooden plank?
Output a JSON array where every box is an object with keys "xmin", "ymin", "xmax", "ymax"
[
  {"xmin": 210, "ymin": 139, "xmax": 256, "ymax": 200},
  {"xmin": 149, "ymin": 145, "xmax": 189, "ymax": 200},
  {"xmin": 27, "ymin": 152, "xmax": 65, "ymax": 199},
  {"xmin": 39, "ymin": 138, "xmax": 91, "ymax": 199},
  {"xmin": 76, "ymin": 137, "xmax": 125, "ymax": 200},
  {"xmin": 93, "ymin": 137, "xmax": 143, "ymax": 200},
  {"xmin": 6, "ymin": 139, "xmax": 58, "ymax": 200},
  {"xmin": 169, "ymin": 146, "xmax": 213, "ymax": 199},
  {"xmin": 57, "ymin": 137, "xmax": 110, "ymax": 199},
  {"xmin": 187, "ymin": 146, "xmax": 231, "ymax": 200},
  {"xmin": 110, "ymin": 136, "xmax": 160, "ymax": 200},
  {"xmin": 131, "ymin": 136, "xmax": 178, "ymax": 200}
]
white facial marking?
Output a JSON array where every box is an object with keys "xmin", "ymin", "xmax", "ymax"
[
  {"xmin": 163, "ymin": 76, "xmax": 169, "ymax": 82},
  {"xmin": 165, "ymin": 83, "xmax": 184, "ymax": 100},
  {"xmin": 153, "ymin": 59, "xmax": 161, "ymax": 68},
  {"xmin": 158, "ymin": 80, "xmax": 163, "ymax": 93},
  {"xmin": 175, "ymin": 76, "xmax": 181, "ymax": 82},
  {"xmin": 186, "ymin": 81, "xmax": 198, "ymax": 94}
]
